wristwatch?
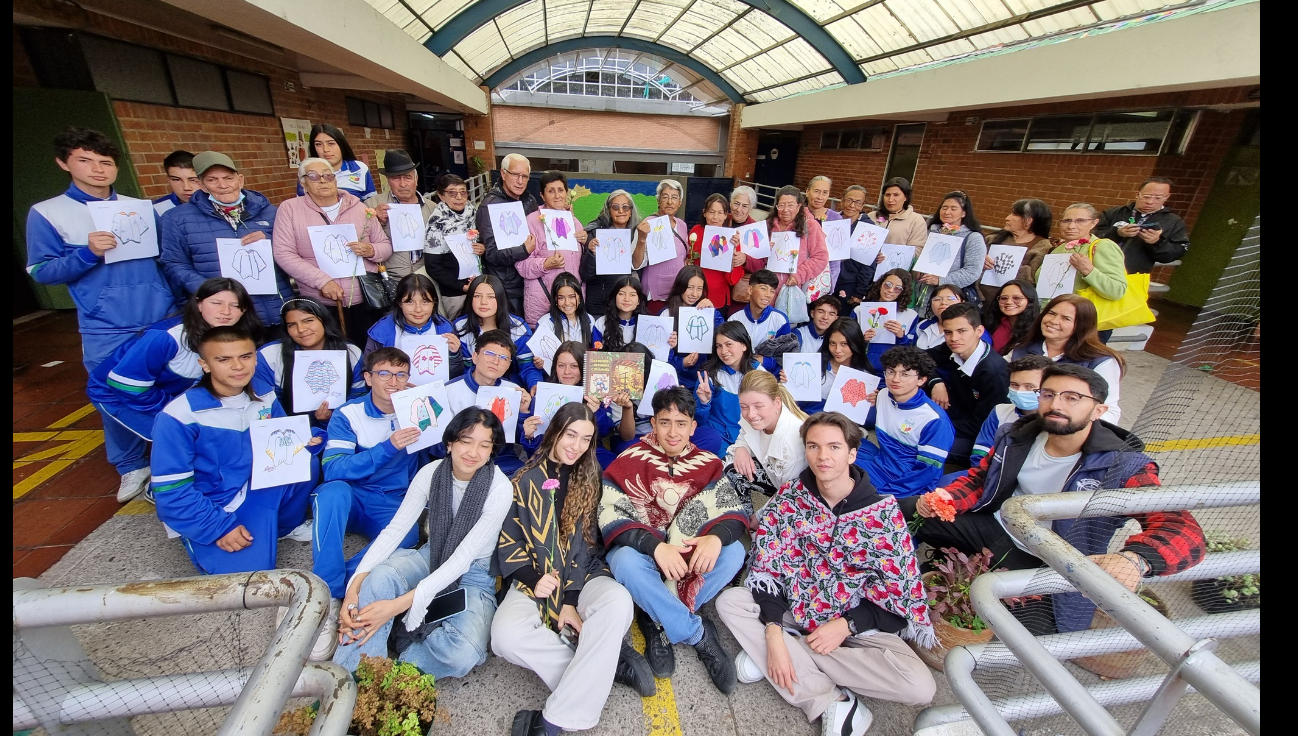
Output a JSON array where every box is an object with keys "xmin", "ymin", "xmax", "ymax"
[
  {"xmin": 845, "ymin": 617, "xmax": 859, "ymax": 635},
  {"xmin": 1118, "ymin": 550, "xmax": 1151, "ymax": 577}
]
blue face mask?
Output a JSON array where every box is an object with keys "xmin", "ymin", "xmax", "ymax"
[{"xmin": 1008, "ymin": 389, "xmax": 1039, "ymax": 412}]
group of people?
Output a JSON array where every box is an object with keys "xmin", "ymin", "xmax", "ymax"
[{"xmin": 26, "ymin": 124, "xmax": 1204, "ymax": 736}]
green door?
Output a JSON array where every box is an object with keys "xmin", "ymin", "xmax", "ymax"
[
  {"xmin": 1165, "ymin": 110, "xmax": 1260, "ymax": 307},
  {"xmin": 12, "ymin": 88, "xmax": 142, "ymax": 311}
]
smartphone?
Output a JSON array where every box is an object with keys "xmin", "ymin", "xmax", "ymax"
[
  {"xmin": 1138, "ymin": 222, "xmax": 1162, "ymax": 231},
  {"xmin": 423, "ymin": 587, "xmax": 467, "ymax": 625},
  {"xmin": 559, "ymin": 624, "xmax": 579, "ymax": 652}
]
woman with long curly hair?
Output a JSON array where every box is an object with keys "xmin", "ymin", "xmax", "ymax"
[{"xmin": 491, "ymin": 402, "xmax": 655, "ymax": 734}]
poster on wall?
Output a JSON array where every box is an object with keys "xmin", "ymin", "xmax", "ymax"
[{"xmin": 281, "ymin": 118, "xmax": 312, "ymax": 170}]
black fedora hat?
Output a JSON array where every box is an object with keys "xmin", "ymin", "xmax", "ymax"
[{"xmin": 379, "ymin": 149, "xmax": 417, "ymax": 175}]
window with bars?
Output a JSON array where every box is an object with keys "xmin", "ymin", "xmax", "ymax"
[
  {"xmin": 975, "ymin": 109, "xmax": 1200, "ymax": 155},
  {"xmin": 819, "ymin": 126, "xmax": 892, "ymax": 151},
  {"xmin": 499, "ymin": 54, "xmax": 701, "ymax": 105},
  {"xmin": 345, "ymin": 97, "xmax": 395, "ymax": 129}
]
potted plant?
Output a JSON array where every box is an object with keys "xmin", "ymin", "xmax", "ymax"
[
  {"xmin": 274, "ymin": 655, "xmax": 439, "ymax": 736},
  {"xmin": 1192, "ymin": 531, "xmax": 1260, "ymax": 613},
  {"xmin": 1073, "ymin": 589, "xmax": 1169, "ymax": 680},
  {"xmin": 915, "ymin": 547, "xmax": 999, "ymax": 671}
]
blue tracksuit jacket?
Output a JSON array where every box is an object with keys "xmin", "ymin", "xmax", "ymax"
[
  {"xmin": 364, "ymin": 313, "xmax": 465, "ymax": 379},
  {"xmin": 322, "ymin": 393, "xmax": 421, "ymax": 495},
  {"xmin": 86, "ymin": 317, "xmax": 201, "ymax": 439},
  {"xmin": 452, "ymin": 314, "xmax": 544, "ymax": 388},
  {"xmin": 728, "ymin": 305, "xmax": 792, "ymax": 372},
  {"xmin": 695, "ymin": 362, "xmax": 764, "ymax": 446},
  {"xmin": 864, "ymin": 390, "xmax": 955, "ymax": 497}
]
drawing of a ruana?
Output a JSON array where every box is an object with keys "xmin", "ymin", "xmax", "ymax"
[
  {"xmin": 498, "ymin": 210, "xmax": 523, "ymax": 236},
  {"xmin": 395, "ymin": 212, "xmax": 421, "ymax": 239},
  {"xmin": 322, "ymin": 234, "xmax": 352, "ymax": 264},
  {"xmin": 111, "ymin": 211, "xmax": 150, "ymax": 244},
  {"xmin": 265, "ymin": 429, "xmax": 303, "ymax": 466}
]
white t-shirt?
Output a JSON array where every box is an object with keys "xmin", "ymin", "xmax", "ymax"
[
  {"xmin": 996, "ymin": 434, "xmax": 1081, "ymax": 550},
  {"xmin": 319, "ymin": 201, "xmax": 342, "ymax": 222}
]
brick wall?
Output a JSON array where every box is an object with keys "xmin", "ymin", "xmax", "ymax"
[
  {"xmin": 724, "ymin": 105, "xmax": 760, "ymax": 179},
  {"xmin": 461, "ymin": 86, "xmax": 495, "ymax": 175},
  {"xmin": 13, "ymin": 9, "xmax": 412, "ymax": 205},
  {"xmin": 493, "ymin": 105, "xmax": 722, "ymax": 153}
]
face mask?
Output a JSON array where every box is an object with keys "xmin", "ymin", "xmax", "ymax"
[
  {"xmin": 1008, "ymin": 389, "xmax": 1039, "ymax": 412},
  {"xmin": 213, "ymin": 191, "xmax": 246, "ymax": 208}
]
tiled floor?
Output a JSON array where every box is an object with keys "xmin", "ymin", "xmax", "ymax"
[{"xmin": 13, "ymin": 310, "xmax": 122, "ymax": 579}]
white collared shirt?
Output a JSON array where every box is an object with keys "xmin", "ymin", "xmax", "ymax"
[{"xmin": 952, "ymin": 340, "xmax": 990, "ymax": 377}]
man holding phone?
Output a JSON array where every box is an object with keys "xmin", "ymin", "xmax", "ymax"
[{"xmin": 1096, "ymin": 177, "xmax": 1191, "ymax": 273}]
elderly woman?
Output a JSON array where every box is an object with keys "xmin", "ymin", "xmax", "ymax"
[
  {"xmin": 806, "ymin": 175, "xmax": 844, "ymax": 297},
  {"xmin": 296, "ymin": 124, "xmax": 375, "ymax": 200},
  {"xmin": 728, "ymin": 185, "xmax": 759, "ymax": 227},
  {"xmin": 744, "ymin": 186, "xmax": 830, "ymax": 301},
  {"xmin": 981, "ymin": 198, "xmax": 1055, "ymax": 303},
  {"xmin": 918, "ymin": 190, "xmax": 987, "ymax": 317},
  {"xmin": 868, "ymin": 177, "xmax": 929, "ymax": 247},
  {"xmin": 833, "ymin": 184, "xmax": 873, "ymax": 306},
  {"xmin": 637, "ymin": 179, "xmax": 691, "ymax": 312},
  {"xmin": 424, "ymin": 173, "xmax": 483, "ymax": 320},
  {"xmin": 273, "ymin": 157, "xmax": 391, "ymax": 345},
  {"xmin": 1039, "ymin": 204, "xmax": 1128, "ymax": 331},
  {"xmin": 517, "ymin": 171, "xmax": 588, "ymax": 327},
  {"xmin": 581, "ymin": 190, "xmax": 645, "ymax": 317}
]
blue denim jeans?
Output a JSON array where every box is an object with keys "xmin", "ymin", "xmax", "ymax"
[
  {"xmin": 333, "ymin": 546, "xmax": 497, "ymax": 679},
  {"xmin": 607, "ymin": 541, "xmax": 746, "ymax": 645}
]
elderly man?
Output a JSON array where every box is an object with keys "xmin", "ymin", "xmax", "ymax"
[
  {"xmin": 1096, "ymin": 177, "xmax": 1191, "ymax": 274},
  {"xmin": 272, "ymin": 157, "xmax": 391, "ymax": 345},
  {"xmin": 475, "ymin": 153, "xmax": 539, "ymax": 315},
  {"xmin": 160, "ymin": 151, "xmax": 292, "ymax": 325},
  {"xmin": 363, "ymin": 149, "xmax": 434, "ymax": 279}
]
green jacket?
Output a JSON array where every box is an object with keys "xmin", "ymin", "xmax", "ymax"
[{"xmin": 1041, "ymin": 236, "xmax": 1127, "ymax": 301}]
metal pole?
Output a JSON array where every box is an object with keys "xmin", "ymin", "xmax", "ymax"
[{"xmin": 940, "ymin": 646, "xmax": 1016, "ymax": 736}]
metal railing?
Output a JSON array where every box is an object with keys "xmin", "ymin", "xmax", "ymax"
[
  {"xmin": 467, "ymin": 171, "xmax": 493, "ymax": 207},
  {"xmin": 13, "ymin": 569, "xmax": 353, "ymax": 736},
  {"xmin": 915, "ymin": 483, "xmax": 1261, "ymax": 736}
]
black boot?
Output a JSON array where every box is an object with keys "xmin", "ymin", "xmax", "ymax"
[
  {"xmin": 510, "ymin": 709, "xmax": 545, "ymax": 736},
  {"xmin": 692, "ymin": 617, "xmax": 737, "ymax": 695},
  {"xmin": 637, "ymin": 607, "xmax": 675, "ymax": 678},
  {"xmin": 614, "ymin": 641, "xmax": 657, "ymax": 697}
]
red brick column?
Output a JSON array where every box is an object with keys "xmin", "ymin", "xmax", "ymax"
[{"xmin": 724, "ymin": 104, "xmax": 760, "ymax": 182}]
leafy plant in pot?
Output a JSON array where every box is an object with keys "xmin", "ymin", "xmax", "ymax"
[
  {"xmin": 1192, "ymin": 530, "xmax": 1260, "ymax": 613},
  {"xmin": 273, "ymin": 655, "xmax": 439, "ymax": 736},
  {"xmin": 915, "ymin": 547, "xmax": 1002, "ymax": 671}
]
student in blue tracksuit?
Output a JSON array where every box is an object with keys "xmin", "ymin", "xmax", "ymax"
[
  {"xmin": 794, "ymin": 294, "xmax": 841, "ymax": 354},
  {"xmin": 661, "ymin": 266, "xmax": 723, "ymax": 391},
  {"xmin": 25, "ymin": 127, "xmax": 178, "ymax": 501},
  {"xmin": 519, "ymin": 342, "xmax": 614, "ymax": 461},
  {"xmin": 159, "ymin": 151, "xmax": 292, "ymax": 326},
  {"xmin": 727, "ymin": 269, "xmax": 797, "ymax": 372},
  {"xmin": 693, "ymin": 321, "xmax": 765, "ymax": 456},
  {"xmin": 258, "ymin": 297, "xmax": 365, "ymax": 430},
  {"xmin": 150, "ymin": 326, "xmax": 321, "ymax": 575},
  {"xmin": 453, "ymin": 274, "xmax": 544, "ymax": 389},
  {"xmin": 532, "ymin": 273, "xmax": 599, "ymax": 360},
  {"xmin": 364, "ymin": 274, "xmax": 464, "ymax": 381},
  {"xmin": 151, "ymin": 150, "xmax": 198, "ymax": 216},
  {"xmin": 863, "ymin": 346, "xmax": 955, "ymax": 496},
  {"xmin": 855, "ymin": 268, "xmax": 919, "ymax": 373},
  {"xmin": 441, "ymin": 330, "xmax": 533, "ymax": 477},
  {"xmin": 593, "ymin": 274, "xmax": 646, "ymax": 351},
  {"xmin": 88, "ymin": 278, "xmax": 265, "ymax": 502},
  {"xmin": 296, "ymin": 124, "xmax": 376, "ymax": 200}
]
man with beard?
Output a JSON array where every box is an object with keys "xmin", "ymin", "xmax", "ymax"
[{"xmin": 899, "ymin": 363, "xmax": 1205, "ymax": 634}]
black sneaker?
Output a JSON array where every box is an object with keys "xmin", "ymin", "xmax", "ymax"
[
  {"xmin": 615, "ymin": 641, "xmax": 656, "ymax": 697},
  {"xmin": 692, "ymin": 617, "xmax": 737, "ymax": 695},
  {"xmin": 510, "ymin": 709, "xmax": 545, "ymax": 736},
  {"xmin": 637, "ymin": 608, "xmax": 675, "ymax": 678}
]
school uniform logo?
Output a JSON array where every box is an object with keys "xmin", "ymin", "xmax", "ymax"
[
  {"xmin": 898, "ymin": 420, "xmax": 915, "ymax": 435},
  {"xmin": 258, "ymin": 408, "xmax": 273, "ymax": 419}
]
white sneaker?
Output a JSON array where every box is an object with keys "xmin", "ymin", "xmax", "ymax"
[
  {"xmin": 735, "ymin": 650, "xmax": 765, "ymax": 684},
  {"xmin": 309, "ymin": 598, "xmax": 341, "ymax": 662},
  {"xmin": 116, "ymin": 468, "xmax": 151, "ymax": 502},
  {"xmin": 821, "ymin": 690, "xmax": 873, "ymax": 736},
  {"xmin": 282, "ymin": 520, "xmax": 313, "ymax": 542}
]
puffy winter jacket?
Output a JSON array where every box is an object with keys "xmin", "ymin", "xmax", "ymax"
[
  {"xmin": 159, "ymin": 189, "xmax": 291, "ymax": 324},
  {"xmin": 517, "ymin": 209, "xmax": 585, "ymax": 327}
]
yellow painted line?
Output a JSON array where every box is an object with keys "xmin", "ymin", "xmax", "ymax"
[
  {"xmin": 14, "ymin": 431, "xmax": 60, "ymax": 443},
  {"xmin": 13, "ymin": 460, "xmax": 76, "ymax": 499},
  {"xmin": 48, "ymin": 403, "xmax": 98, "ymax": 428},
  {"xmin": 12, "ymin": 430, "xmax": 105, "ymax": 499},
  {"xmin": 13, "ymin": 432, "xmax": 102, "ymax": 463},
  {"xmin": 1145, "ymin": 433, "xmax": 1260, "ymax": 452},
  {"xmin": 116, "ymin": 498, "xmax": 156, "ymax": 516},
  {"xmin": 630, "ymin": 621, "xmax": 684, "ymax": 736}
]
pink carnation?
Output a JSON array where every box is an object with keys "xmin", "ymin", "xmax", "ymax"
[{"xmin": 542, "ymin": 479, "xmax": 560, "ymax": 491}]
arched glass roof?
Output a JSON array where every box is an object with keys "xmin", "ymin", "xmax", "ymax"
[
  {"xmin": 494, "ymin": 48, "xmax": 731, "ymax": 109},
  {"xmin": 361, "ymin": 0, "xmax": 1212, "ymax": 103}
]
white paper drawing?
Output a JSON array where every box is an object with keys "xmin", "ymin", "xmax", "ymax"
[
  {"xmin": 398, "ymin": 333, "xmax": 451, "ymax": 386},
  {"xmin": 699, "ymin": 226, "xmax": 736, "ymax": 273},
  {"xmin": 981, "ymin": 244, "xmax": 1029, "ymax": 287},
  {"xmin": 677, "ymin": 307, "xmax": 715, "ymax": 354},
  {"xmin": 769, "ymin": 232, "xmax": 800, "ymax": 274},
  {"xmin": 873, "ymin": 244, "xmax": 917, "ymax": 281},
  {"xmin": 291, "ymin": 349, "xmax": 348, "ymax": 413},
  {"xmin": 782, "ymin": 352, "xmax": 822, "ymax": 403},
  {"xmin": 307, "ymin": 224, "xmax": 360, "ymax": 279},
  {"xmin": 1037, "ymin": 254, "xmax": 1078, "ymax": 300},
  {"xmin": 87, "ymin": 198, "xmax": 160, "ymax": 264},
  {"xmin": 446, "ymin": 233, "xmax": 481, "ymax": 279},
  {"xmin": 736, "ymin": 221, "xmax": 770, "ymax": 258},
  {"xmin": 823, "ymin": 366, "xmax": 881, "ymax": 424},
  {"xmin": 216, "ymin": 238, "xmax": 276, "ymax": 295},
  {"xmin": 487, "ymin": 201, "xmax": 529, "ymax": 250},
  {"xmin": 477, "ymin": 385, "xmax": 522, "ymax": 443},
  {"xmin": 913, "ymin": 232, "xmax": 963, "ymax": 277},
  {"xmin": 595, "ymin": 228, "xmax": 633, "ymax": 275},
  {"xmin": 822, "ymin": 220, "xmax": 852, "ymax": 261},
  {"xmin": 526, "ymin": 330, "xmax": 563, "ymax": 374},
  {"xmin": 540, "ymin": 209, "xmax": 579, "ymax": 252},
  {"xmin": 391, "ymin": 380, "xmax": 452, "ymax": 453},
  {"xmin": 850, "ymin": 221, "xmax": 889, "ymax": 265},
  {"xmin": 636, "ymin": 314, "xmax": 675, "ymax": 362},
  {"xmin": 644, "ymin": 215, "xmax": 677, "ymax": 266},
  {"xmin": 250, "ymin": 415, "xmax": 313, "ymax": 489},
  {"xmin": 637, "ymin": 360, "xmax": 680, "ymax": 416},
  {"xmin": 388, "ymin": 203, "xmax": 426, "ymax": 252},
  {"xmin": 856, "ymin": 302, "xmax": 907, "ymax": 344},
  {"xmin": 533, "ymin": 382, "xmax": 586, "ymax": 433}
]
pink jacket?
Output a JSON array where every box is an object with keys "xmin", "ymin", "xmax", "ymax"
[
  {"xmin": 640, "ymin": 215, "xmax": 690, "ymax": 301},
  {"xmin": 517, "ymin": 209, "xmax": 586, "ymax": 327},
  {"xmin": 272, "ymin": 192, "xmax": 391, "ymax": 307},
  {"xmin": 746, "ymin": 210, "xmax": 831, "ymax": 299}
]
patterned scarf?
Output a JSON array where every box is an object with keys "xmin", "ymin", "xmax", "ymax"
[
  {"xmin": 599, "ymin": 433, "xmax": 750, "ymax": 610},
  {"xmin": 747, "ymin": 475, "xmax": 937, "ymax": 649},
  {"xmin": 425, "ymin": 200, "xmax": 476, "ymax": 255}
]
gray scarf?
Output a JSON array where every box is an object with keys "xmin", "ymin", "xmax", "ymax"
[{"xmin": 427, "ymin": 456, "xmax": 496, "ymax": 595}]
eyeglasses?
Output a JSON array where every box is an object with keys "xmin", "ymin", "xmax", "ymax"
[
  {"xmin": 1038, "ymin": 389, "xmax": 1097, "ymax": 406},
  {"xmin": 998, "ymin": 295, "xmax": 1027, "ymax": 303},
  {"xmin": 659, "ymin": 194, "xmax": 681, "ymax": 203},
  {"xmin": 1059, "ymin": 218, "xmax": 1096, "ymax": 226},
  {"xmin": 842, "ymin": 199, "xmax": 866, "ymax": 207},
  {"xmin": 368, "ymin": 370, "xmax": 410, "ymax": 381},
  {"xmin": 501, "ymin": 169, "xmax": 529, "ymax": 179},
  {"xmin": 1137, "ymin": 193, "xmax": 1170, "ymax": 201},
  {"xmin": 302, "ymin": 172, "xmax": 336, "ymax": 183},
  {"xmin": 480, "ymin": 349, "xmax": 512, "ymax": 363},
  {"xmin": 609, "ymin": 204, "xmax": 632, "ymax": 212},
  {"xmin": 442, "ymin": 188, "xmax": 468, "ymax": 198},
  {"xmin": 884, "ymin": 368, "xmax": 918, "ymax": 379},
  {"xmin": 931, "ymin": 295, "xmax": 961, "ymax": 303}
]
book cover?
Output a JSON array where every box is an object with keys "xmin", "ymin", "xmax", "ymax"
[{"xmin": 584, "ymin": 351, "xmax": 647, "ymax": 402}]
